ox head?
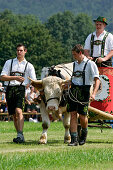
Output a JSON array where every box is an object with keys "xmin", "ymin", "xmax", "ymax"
[{"xmin": 29, "ymin": 76, "xmax": 70, "ymax": 112}]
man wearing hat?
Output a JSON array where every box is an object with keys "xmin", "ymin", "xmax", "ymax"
[{"xmin": 84, "ymin": 16, "xmax": 113, "ymax": 67}]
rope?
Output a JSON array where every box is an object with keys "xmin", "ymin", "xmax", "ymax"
[
  {"xmin": 55, "ymin": 64, "xmax": 73, "ymax": 77},
  {"xmin": 56, "ymin": 63, "xmax": 89, "ymax": 105},
  {"xmin": 67, "ymin": 85, "xmax": 89, "ymax": 105}
]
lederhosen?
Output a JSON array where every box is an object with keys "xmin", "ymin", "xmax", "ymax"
[
  {"xmin": 6, "ymin": 59, "xmax": 28, "ymax": 115},
  {"xmin": 68, "ymin": 60, "xmax": 90, "ymax": 115},
  {"xmin": 90, "ymin": 32, "xmax": 112, "ymax": 67}
]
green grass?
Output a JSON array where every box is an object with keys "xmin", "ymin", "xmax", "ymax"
[{"xmin": 0, "ymin": 121, "xmax": 113, "ymax": 170}]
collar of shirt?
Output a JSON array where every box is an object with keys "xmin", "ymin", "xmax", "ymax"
[
  {"xmin": 74, "ymin": 56, "xmax": 88, "ymax": 65},
  {"xmin": 93, "ymin": 30, "xmax": 106, "ymax": 39},
  {"xmin": 14, "ymin": 57, "xmax": 27, "ymax": 63}
]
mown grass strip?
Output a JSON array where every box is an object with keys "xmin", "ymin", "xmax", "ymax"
[{"xmin": 0, "ymin": 121, "xmax": 113, "ymax": 170}]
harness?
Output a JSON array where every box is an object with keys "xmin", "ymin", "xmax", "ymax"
[
  {"xmin": 72, "ymin": 59, "xmax": 89, "ymax": 86},
  {"xmin": 40, "ymin": 66, "xmax": 70, "ymax": 107},
  {"xmin": 90, "ymin": 32, "xmax": 109, "ymax": 58},
  {"xmin": 8, "ymin": 59, "xmax": 28, "ymax": 86},
  {"xmin": 48, "ymin": 66, "xmax": 65, "ymax": 79}
]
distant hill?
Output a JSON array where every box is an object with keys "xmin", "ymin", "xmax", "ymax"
[{"xmin": 0, "ymin": 0, "xmax": 113, "ymax": 24}]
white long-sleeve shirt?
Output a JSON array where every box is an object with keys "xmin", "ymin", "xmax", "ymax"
[{"xmin": 1, "ymin": 57, "xmax": 36, "ymax": 86}]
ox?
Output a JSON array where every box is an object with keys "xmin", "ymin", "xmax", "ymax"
[{"xmin": 29, "ymin": 62, "xmax": 74, "ymax": 144}]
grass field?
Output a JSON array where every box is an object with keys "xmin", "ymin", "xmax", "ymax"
[{"xmin": 0, "ymin": 121, "xmax": 113, "ymax": 170}]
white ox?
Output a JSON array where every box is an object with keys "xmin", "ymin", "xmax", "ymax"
[{"xmin": 29, "ymin": 62, "xmax": 73, "ymax": 144}]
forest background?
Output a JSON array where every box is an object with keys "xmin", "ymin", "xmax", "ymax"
[{"xmin": 0, "ymin": 0, "xmax": 113, "ymax": 78}]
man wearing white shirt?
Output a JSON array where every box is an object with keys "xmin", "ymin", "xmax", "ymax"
[
  {"xmin": 68, "ymin": 44, "xmax": 100, "ymax": 146},
  {"xmin": 0, "ymin": 44, "xmax": 36, "ymax": 143},
  {"xmin": 84, "ymin": 16, "xmax": 113, "ymax": 67}
]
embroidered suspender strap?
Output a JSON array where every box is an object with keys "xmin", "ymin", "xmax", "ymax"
[
  {"xmin": 71, "ymin": 62, "xmax": 75, "ymax": 80},
  {"xmin": 72, "ymin": 62, "xmax": 75, "ymax": 74},
  {"xmin": 90, "ymin": 32, "xmax": 109, "ymax": 58},
  {"xmin": 8, "ymin": 59, "xmax": 13, "ymax": 86},
  {"xmin": 82, "ymin": 60, "xmax": 89, "ymax": 86},
  {"xmin": 90, "ymin": 34, "xmax": 95, "ymax": 57},
  {"xmin": 72, "ymin": 60, "xmax": 89, "ymax": 85},
  {"xmin": 24, "ymin": 61, "xmax": 28, "ymax": 73},
  {"xmin": 101, "ymin": 32, "xmax": 109, "ymax": 58}
]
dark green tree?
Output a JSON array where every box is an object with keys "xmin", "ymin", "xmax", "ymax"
[
  {"xmin": 73, "ymin": 13, "xmax": 95, "ymax": 45},
  {"xmin": 0, "ymin": 10, "xmax": 95, "ymax": 78},
  {"xmin": 0, "ymin": 10, "xmax": 65, "ymax": 78},
  {"xmin": 45, "ymin": 11, "xmax": 94, "ymax": 61}
]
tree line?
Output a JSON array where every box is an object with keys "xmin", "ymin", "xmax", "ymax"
[{"xmin": 0, "ymin": 10, "xmax": 96, "ymax": 78}]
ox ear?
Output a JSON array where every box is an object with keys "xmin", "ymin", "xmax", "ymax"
[
  {"xmin": 61, "ymin": 79, "xmax": 71, "ymax": 90},
  {"xmin": 28, "ymin": 77, "xmax": 43, "ymax": 90}
]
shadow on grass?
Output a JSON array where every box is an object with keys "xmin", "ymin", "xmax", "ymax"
[
  {"xmin": 24, "ymin": 139, "xmax": 63, "ymax": 145},
  {"xmin": 1, "ymin": 140, "xmax": 38, "ymax": 145},
  {"xmin": 47, "ymin": 139, "xmax": 64, "ymax": 145},
  {"xmin": 3, "ymin": 139, "xmax": 64, "ymax": 145},
  {"xmin": 87, "ymin": 140, "xmax": 113, "ymax": 144},
  {"xmin": 2, "ymin": 139, "xmax": 113, "ymax": 146}
]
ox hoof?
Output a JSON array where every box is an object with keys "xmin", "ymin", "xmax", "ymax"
[
  {"xmin": 64, "ymin": 136, "xmax": 71, "ymax": 144},
  {"xmin": 38, "ymin": 134, "xmax": 47, "ymax": 144}
]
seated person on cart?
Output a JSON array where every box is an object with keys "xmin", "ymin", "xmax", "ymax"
[{"xmin": 84, "ymin": 16, "xmax": 113, "ymax": 67}]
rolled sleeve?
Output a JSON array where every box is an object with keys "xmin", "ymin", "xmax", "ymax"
[
  {"xmin": 90, "ymin": 61, "xmax": 99, "ymax": 79},
  {"xmin": 1, "ymin": 60, "xmax": 11, "ymax": 76},
  {"xmin": 27, "ymin": 63, "xmax": 36, "ymax": 81}
]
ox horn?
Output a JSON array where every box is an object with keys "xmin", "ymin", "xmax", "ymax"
[{"xmin": 28, "ymin": 77, "xmax": 43, "ymax": 89}]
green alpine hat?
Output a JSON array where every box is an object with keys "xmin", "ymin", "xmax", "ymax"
[{"xmin": 93, "ymin": 16, "xmax": 108, "ymax": 25}]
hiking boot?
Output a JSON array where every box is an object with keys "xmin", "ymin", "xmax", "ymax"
[
  {"xmin": 79, "ymin": 130, "xmax": 88, "ymax": 145},
  {"xmin": 68, "ymin": 141, "xmax": 78, "ymax": 146},
  {"xmin": 13, "ymin": 137, "xmax": 25, "ymax": 143},
  {"xmin": 68, "ymin": 136, "xmax": 78, "ymax": 146}
]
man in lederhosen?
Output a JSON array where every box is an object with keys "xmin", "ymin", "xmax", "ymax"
[
  {"xmin": 84, "ymin": 16, "xmax": 113, "ymax": 67},
  {"xmin": 68, "ymin": 44, "xmax": 100, "ymax": 146},
  {"xmin": 0, "ymin": 44, "xmax": 36, "ymax": 143}
]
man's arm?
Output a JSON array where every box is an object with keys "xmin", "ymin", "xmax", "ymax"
[
  {"xmin": 0, "ymin": 75, "xmax": 25, "ymax": 83},
  {"xmin": 97, "ymin": 50, "xmax": 113, "ymax": 63},
  {"xmin": 90, "ymin": 77, "xmax": 100, "ymax": 101}
]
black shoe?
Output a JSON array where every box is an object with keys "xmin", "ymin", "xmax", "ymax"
[
  {"xmin": 79, "ymin": 130, "xmax": 87, "ymax": 145},
  {"xmin": 79, "ymin": 139, "xmax": 86, "ymax": 145},
  {"xmin": 68, "ymin": 141, "xmax": 78, "ymax": 146},
  {"xmin": 13, "ymin": 137, "xmax": 25, "ymax": 143},
  {"xmin": 68, "ymin": 136, "xmax": 78, "ymax": 146}
]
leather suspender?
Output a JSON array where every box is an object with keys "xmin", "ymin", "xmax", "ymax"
[
  {"xmin": 20, "ymin": 61, "xmax": 28, "ymax": 85},
  {"xmin": 72, "ymin": 60, "xmax": 89, "ymax": 85},
  {"xmin": 90, "ymin": 34, "xmax": 95, "ymax": 57},
  {"xmin": 101, "ymin": 32, "xmax": 109, "ymax": 58},
  {"xmin": 82, "ymin": 60, "xmax": 89, "ymax": 85},
  {"xmin": 90, "ymin": 32, "xmax": 109, "ymax": 57},
  {"xmin": 8, "ymin": 59, "xmax": 28, "ymax": 86}
]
